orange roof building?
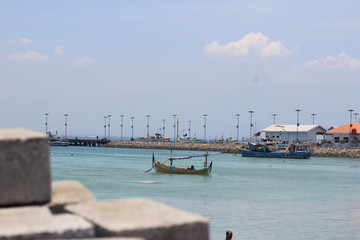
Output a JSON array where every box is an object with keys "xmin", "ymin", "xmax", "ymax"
[
  {"xmin": 326, "ymin": 123, "xmax": 360, "ymax": 144},
  {"xmin": 327, "ymin": 123, "xmax": 360, "ymax": 134}
]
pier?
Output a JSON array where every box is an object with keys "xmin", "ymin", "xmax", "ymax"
[{"xmin": 68, "ymin": 138, "xmax": 110, "ymax": 147}]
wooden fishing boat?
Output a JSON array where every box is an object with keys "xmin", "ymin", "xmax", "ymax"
[{"xmin": 150, "ymin": 153, "xmax": 213, "ymax": 175}]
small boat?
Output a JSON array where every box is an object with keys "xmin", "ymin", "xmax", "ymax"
[
  {"xmin": 240, "ymin": 142, "xmax": 312, "ymax": 159},
  {"xmin": 49, "ymin": 141, "xmax": 70, "ymax": 146},
  {"xmin": 48, "ymin": 132, "xmax": 70, "ymax": 146},
  {"xmin": 150, "ymin": 153, "xmax": 213, "ymax": 175}
]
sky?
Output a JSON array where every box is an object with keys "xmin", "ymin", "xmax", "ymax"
[{"xmin": 1, "ymin": 0, "xmax": 360, "ymax": 140}]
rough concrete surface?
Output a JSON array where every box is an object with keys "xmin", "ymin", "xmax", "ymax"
[
  {"xmin": 0, "ymin": 205, "xmax": 94, "ymax": 240},
  {"xmin": 66, "ymin": 198, "xmax": 209, "ymax": 240},
  {"xmin": 0, "ymin": 128, "xmax": 51, "ymax": 207},
  {"xmin": 49, "ymin": 180, "xmax": 96, "ymax": 213},
  {"xmin": 46, "ymin": 238, "xmax": 144, "ymax": 240}
]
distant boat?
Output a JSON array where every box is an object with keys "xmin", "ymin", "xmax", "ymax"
[
  {"xmin": 49, "ymin": 141, "xmax": 70, "ymax": 146},
  {"xmin": 149, "ymin": 153, "xmax": 213, "ymax": 175},
  {"xmin": 48, "ymin": 132, "xmax": 69, "ymax": 146},
  {"xmin": 240, "ymin": 142, "xmax": 312, "ymax": 159}
]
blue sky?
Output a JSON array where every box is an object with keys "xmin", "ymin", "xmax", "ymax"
[{"xmin": 1, "ymin": 0, "xmax": 360, "ymax": 139}]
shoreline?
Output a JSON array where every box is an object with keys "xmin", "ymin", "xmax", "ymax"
[{"xmin": 102, "ymin": 140, "xmax": 360, "ymax": 158}]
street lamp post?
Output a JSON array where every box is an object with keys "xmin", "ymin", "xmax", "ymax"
[
  {"xmin": 236, "ymin": 114, "xmax": 240, "ymax": 143},
  {"xmin": 104, "ymin": 116, "xmax": 107, "ymax": 139},
  {"xmin": 162, "ymin": 119, "xmax": 166, "ymax": 137},
  {"xmin": 177, "ymin": 118, "xmax": 179, "ymax": 141},
  {"xmin": 172, "ymin": 115, "xmax": 177, "ymax": 142},
  {"xmin": 354, "ymin": 113, "xmax": 359, "ymax": 123},
  {"xmin": 64, "ymin": 114, "xmax": 68, "ymax": 138},
  {"xmin": 348, "ymin": 109, "xmax": 354, "ymax": 146},
  {"xmin": 249, "ymin": 111, "xmax": 254, "ymax": 142},
  {"xmin": 295, "ymin": 109, "xmax": 301, "ymax": 142},
  {"xmin": 45, "ymin": 113, "xmax": 49, "ymax": 133},
  {"xmin": 272, "ymin": 113, "xmax": 277, "ymax": 125},
  {"xmin": 120, "ymin": 115, "xmax": 124, "ymax": 140},
  {"xmin": 203, "ymin": 114, "xmax": 208, "ymax": 142},
  {"xmin": 107, "ymin": 115, "xmax": 112, "ymax": 140},
  {"xmin": 146, "ymin": 115, "xmax": 151, "ymax": 139},
  {"xmin": 311, "ymin": 113, "xmax": 316, "ymax": 125},
  {"xmin": 188, "ymin": 120, "xmax": 192, "ymax": 140},
  {"xmin": 131, "ymin": 117, "xmax": 135, "ymax": 140}
]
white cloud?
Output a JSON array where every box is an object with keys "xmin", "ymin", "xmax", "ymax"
[
  {"xmin": 54, "ymin": 46, "xmax": 64, "ymax": 56},
  {"xmin": 10, "ymin": 38, "xmax": 32, "ymax": 44},
  {"xmin": 16, "ymin": 38, "xmax": 32, "ymax": 44},
  {"xmin": 72, "ymin": 57, "xmax": 96, "ymax": 66},
  {"xmin": 6, "ymin": 51, "xmax": 49, "ymax": 62},
  {"xmin": 302, "ymin": 52, "xmax": 360, "ymax": 70},
  {"xmin": 204, "ymin": 32, "xmax": 294, "ymax": 58}
]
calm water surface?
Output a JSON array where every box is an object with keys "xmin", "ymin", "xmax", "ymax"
[{"xmin": 51, "ymin": 146, "xmax": 360, "ymax": 240}]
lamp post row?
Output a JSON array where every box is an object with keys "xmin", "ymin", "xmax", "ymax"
[{"xmin": 45, "ymin": 110, "xmax": 357, "ymax": 142}]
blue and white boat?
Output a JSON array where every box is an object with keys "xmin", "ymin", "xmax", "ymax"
[
  {"xmin": 240, "ymin": 142, "xmax": 312, "ymax": 159},
  {"xmin": 48, "ymin": 132, "xmax": 69, "ymax": 146}
]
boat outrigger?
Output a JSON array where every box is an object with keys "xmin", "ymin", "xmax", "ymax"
[{"xmin": 149, "ymin": 153, "xmax": 213, "ymax": 175}]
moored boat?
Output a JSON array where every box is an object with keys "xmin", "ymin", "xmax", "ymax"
[
  {"xmin": 48, "ymin": 132, "xmax": 69, "ymax": 146},
  {"xmin": 240, "ymin": 142, "xmax": 312, "ymax": 159},
  {"xmin": 150, "ymin": 153, "xmax": 213, "ymax": 174}
]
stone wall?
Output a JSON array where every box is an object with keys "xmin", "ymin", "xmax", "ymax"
[
  {"xmin": 312, "ymin": 147, "xmax": 360, "ymax": 158},
  {"xmin": 104, "ymin": 140, "xmax": 360, "ymax": 158},
  {"xmin": 0, "ymin": 128, "xmax": 209, "ymax": 240},
  {"xmin": 104, "ymin": 140, "xmax": 241, "ymax": 154}
]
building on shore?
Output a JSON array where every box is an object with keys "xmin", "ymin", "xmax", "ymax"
[
  {"xmin": 261, "ymin": 125, "xmax": 327, "ymax": 144},
  {"xmin": 326, "ymin": 123, "xmax": 360, "ymax": 146}
]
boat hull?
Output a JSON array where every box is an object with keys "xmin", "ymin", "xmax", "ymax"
[
  {"xmin": 49, "ymin": 141, "xmax": 69, "ymax": 146},
  {"xmin": 153, "ymin": 161, "xmax": 212, "ymax": 175},
  {"xmin": 240, "ymin": 149, "xmax": 311, "ymax": 159}
]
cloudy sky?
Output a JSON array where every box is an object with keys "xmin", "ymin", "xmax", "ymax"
[{"xmin": 1, "ymin": 0, "xmax": 359, "ymax": 139}]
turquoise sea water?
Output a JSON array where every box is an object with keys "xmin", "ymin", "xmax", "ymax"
[{"xmin": 51, "ymin": 146, "xmax": 360, "ymax": 240}]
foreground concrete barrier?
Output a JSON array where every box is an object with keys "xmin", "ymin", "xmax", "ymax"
[
  {"xmin": 0, "ymin": 206, "xmax": 94, "ymax": 239},
  {"xmin": 49, "ymin": 180, "xmax": 96, "ymax": 214},
  {"xmin": 0, "ymin": 128, "xmax": 51, "ymax": 207},
  {"xmin": 52, "ymin": 238, "xmax": 144, "ymax": 240},
  {"xmin": 0, "ymin": 128, "xmax": 210, "ymax": 240},
  {"xmin": 66, "ymin": 198, "xmax": 209, "ymax": 240}
]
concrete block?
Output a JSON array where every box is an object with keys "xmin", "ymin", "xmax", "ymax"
[
  {"xmin": 0, "ymin": 206, "xmax": 94, "ymax": 239},
  {"xmin": 49, "ymin": 180, "xmax": 96, "ymax": 214},
  {"xmin": 49, "ymin": 238, "xmax": 144, "ymax": 240},
  {"xmin": 0, "ymin": 128, "xmax": 51, "ymax": 207},
  {"xmin": 66, "ymin": 198, "xmax": 209, "ymax": 240}
]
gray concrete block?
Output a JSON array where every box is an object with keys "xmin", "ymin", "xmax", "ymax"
[
  {"xmin": 66, "ymin": 198, "xmax": 209, "ymax": 240},
  {"xmin": 0, "ymin": 205, "xmax": 94, "ymax": 239},
  {"xmin": 49, "ymin": 180, "xmax": 96, "ymax": 214},
  {"xmin": 48, "ymin": 238, "xmax": 144, "ymax": 240},
  {"xmin": 0, "ymin": 128, "xmax": 51, "ymax": 207}
]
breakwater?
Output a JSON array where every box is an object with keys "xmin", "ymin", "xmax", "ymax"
[
  {"xmin": 103, "ymin": 141, "xmax": 360, "ymax": 158},
  {"xmin": 103, "ymin": 140, "xmax": 241, "ymax": 154},
  {"xmin": 313, "ymin": 147, "xmax": 360, "ymax": 158}
]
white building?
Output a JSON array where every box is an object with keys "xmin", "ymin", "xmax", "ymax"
[{"xmin": 262, "ymin": 125, "xmax": 327, "ymax": 144}]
